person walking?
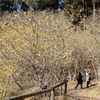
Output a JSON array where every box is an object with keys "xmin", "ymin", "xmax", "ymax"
[
  {"xmin": 75, "ymin": 71, "xmax": 83, "ymax": 89},
  {"xmin": 86, "ymin": 71, "xmax": 90, "ymax": 88}
]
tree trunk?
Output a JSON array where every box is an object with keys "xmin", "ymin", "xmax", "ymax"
[
  {"xmin": 98, "ymin": 64, "xmax": 100, "ymax": 81},
  {"xmin": 93, "ymin": 3, "xmax": 95, "ymax": 22},
  {"xmin": 82, "ymin": 0, "xmax": 85, "ymax": 30}
]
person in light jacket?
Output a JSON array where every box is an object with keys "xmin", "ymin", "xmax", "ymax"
[{"xmin": 86, "ymin": 71, "xmax": 90, "ymax": 87}]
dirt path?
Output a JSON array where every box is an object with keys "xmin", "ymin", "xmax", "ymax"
[
  {"xmin": 67, "ymin": 81, "xmax": 100, "ymax": 100},
  {"xmin": 21, "ymin": 81, "xmax": 100, "ymax": 100}
]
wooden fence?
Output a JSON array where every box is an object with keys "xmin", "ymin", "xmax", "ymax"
[{"xmin": 3, "ymin": 79, "xmax": 68, "ymax": 100}]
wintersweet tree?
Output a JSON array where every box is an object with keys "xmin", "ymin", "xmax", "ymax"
[
  {"xmin": 0, "ymin": 9, "xmax": 100, "ymax": 99},
  {"xmin": 0, "ymin": 11, "xmax": 75, "ymax": 99}
]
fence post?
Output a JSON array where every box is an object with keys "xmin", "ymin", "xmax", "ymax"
[
  {"xmin": 51, "ymin": 89, "xmax": 55, "ymax": 100},
  {"xmin": 60, "ymin": 86, "xmax": 62, "ymax": 96},
  {"xmin": 64, "ymin": 82, "xmax": 67, "ymax": 100}
]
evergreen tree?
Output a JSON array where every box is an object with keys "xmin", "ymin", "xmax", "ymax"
[
  {"xmin": 21, "ymin": 1, "xmax": 29, "ymax": 11},
  {"xmin": 43, "ymin": 0, "xmax": 59, "ymax": 10},
  {"xmin": 0, "ymin": 0, "xmax": 100, "ymax": 13},
  {"xmin": 0, "ymin": 0, "xmax": 17, "ymax": 12},
  {"xmin": 33, "ymin": 0, "xmax": 59, "ymax": 10},
  {"xmin": 0, "ymin": 0, "xmax": 60, "ymax": 12}
]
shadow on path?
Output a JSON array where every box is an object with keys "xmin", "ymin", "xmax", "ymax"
[
  {"xmin": 67, "ymin": 83, "xmax": 99, "ymax": 100},
  {"xmin": 67, "ymin": 95, "xmax": 99, "ymax": 100},
  {"xmin": 82, "ymin": 83, "xmax": 98, "ymax": 89},
  {"xmin": 90, "ymin": 83, "xmax": 98, "ymax": 87}
]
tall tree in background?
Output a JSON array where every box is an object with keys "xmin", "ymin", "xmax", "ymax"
[
  {"xmin": 82, "ymin": 0, "xmax": 85, "ymax": 30},
  {"xmin": 64, "ymin": 0, "xmax": 83, "ymax": 24},
  {"xmin": 21, "ymin": 1, "xmax": 29, "ymax": 11},
  {"xmin": 92, "ymin": 0, "xmax": 100, "ymax": 21},
  {"xmin": 64, "ymin": 0, "xmax": 100, "ymax": 24},
  {"xmin": 30, "ymin": 0, "xmax": 59, "ymax": 10},
  {"xmin": 43, "ymin": 0, "xmax": 59, "ymax": 10}
]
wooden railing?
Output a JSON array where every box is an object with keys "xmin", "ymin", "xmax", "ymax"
[{"xmin": 3, "ymin": 79, "xmax": 68, "ymax": 100}]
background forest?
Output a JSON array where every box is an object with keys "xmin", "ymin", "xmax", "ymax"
[{"xmin": 0, "ymin": 0, "xmax": 100, "ymax": 99}]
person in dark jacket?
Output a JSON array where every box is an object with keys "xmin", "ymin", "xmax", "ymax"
[{"xmin": 75, "ymin": 71, "xmax": 83, "ymax": 89}]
